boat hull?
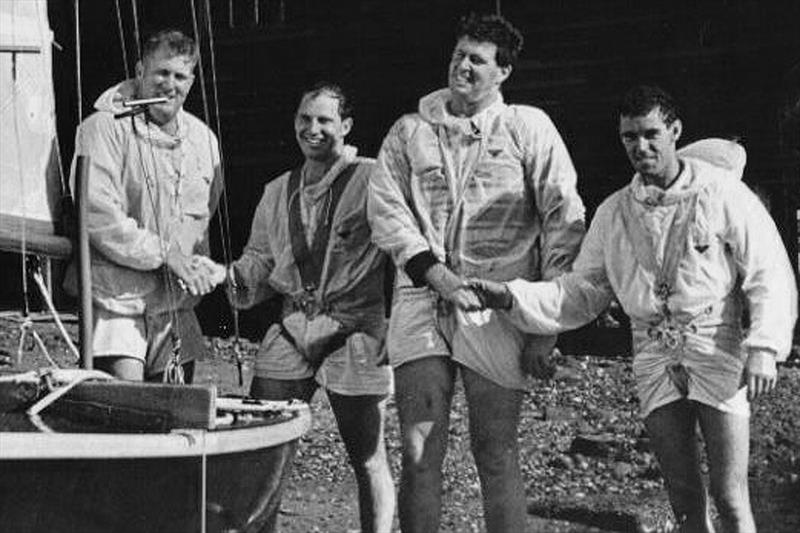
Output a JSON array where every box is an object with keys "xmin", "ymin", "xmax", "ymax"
[{"xmin": 0, "ymin": 410, "xmax": 310, "ymax": 533}]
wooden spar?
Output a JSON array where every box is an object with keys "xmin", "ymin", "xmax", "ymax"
[
  {"xmin": 75, "ymin": 155, "xmax": 93, "ymax": 370},
  {"xmin": 0, "ymin": 216, "xmax": 72, "ymax": 257}
]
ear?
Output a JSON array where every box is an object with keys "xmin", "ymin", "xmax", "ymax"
[
  {"xmin": 670, "ymin": 118, "xmax": 683, "ymax": 142},
  {"xmin": 341, "ymin": 117, "xmax": 353, "ymax": 137},
  {"xmin": 497, "ymin": 64, "xmax": 512, "ymax": 85}
]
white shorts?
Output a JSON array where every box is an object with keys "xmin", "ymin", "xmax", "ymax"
[
  {"xmin": 254, "ymin": 323, "xmax": 393, "ymax": 396},
  {"xmin": 386, "ymin": 286, "xmax": 529, "ymax": 390},
  {"xmin": 92, "ymin": 307, "xmax": 208, "ymax": 378}
]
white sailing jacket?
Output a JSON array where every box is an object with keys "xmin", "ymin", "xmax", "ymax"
[
  {"xmin": 506, "ymin": 141, "xmax": 797, "ymax": 415},
  {"xmin": 367, "ymin": 89, "xmax": 585, "ymax": 388},
  {"xmin": 368, "ymin": 88, "xmax": 586, "ymax": 286},
  {"xmin": 66, "ymin": 80, "xmax": 221, "ymax": 315}
]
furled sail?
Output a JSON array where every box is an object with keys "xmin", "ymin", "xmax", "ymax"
[{"xmin": 0, "ymin": 0, "xmax": 69, "ymax": 257}]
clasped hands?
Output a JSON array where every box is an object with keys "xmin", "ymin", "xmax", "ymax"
[
  {"xmin": 425, "ymin": 263, "xmax": 514, "ymax": 311},
  {"xmin": 166, "ymin": 247, "xmax": 228, "ymax": 296}
]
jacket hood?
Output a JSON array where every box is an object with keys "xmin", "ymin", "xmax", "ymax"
[
  {"xmin": 417, "ymin": 88, "xmax": 505, "ymax": 133},
  {"xmin": 677, "ymin": 138, "xmax": 746, "ymax": 179},
  {"xmin": 301, "ymin": 145, "xmax": 359, "ymax": 203},
  {"xmin": 94, "ymin": 79, "xmax": 138, "ymax": 114},
  {"xmin": 629, "ymin": 138, "xmax": 748, "ymax": 205},
  {"xmin": 418, "ymin": 89, "xmax": 451, "ymax": 125},
  {"xmin": 94, "ymin": 79, "xmax": 188, "ymax": 147}
]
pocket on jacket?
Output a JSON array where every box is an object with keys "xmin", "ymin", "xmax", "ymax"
[{"xmin": 180, "ymin": 174, "xmax": 211, "ymax": 217}]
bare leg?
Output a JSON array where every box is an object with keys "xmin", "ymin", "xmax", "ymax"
[
  {"xmin": 461, "ymin": 365, "xmax": 525, "ymax": 533},
  {"xmin": 94, "ymin": 356, "xmax": 144, "ymax": 381},
  {"xmin": 328, "ymin": 392, "xmax": 396, "ymax": 533},
  {"xmin": 696, "ymin": 403, "xmax": 755, "ymax": 533},
  {"xmin": 394, "ymin": 357, "xmax": 456, "ymax": 533},
  {"xmin": 248, "ymin": 377, "xmax": 317, "ymax": 533},
  {"xmin": 644, "ymin": 400, "xmax": 715, "ymax": 532}
]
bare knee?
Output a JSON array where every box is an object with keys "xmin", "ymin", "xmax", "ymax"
[
  {"xmin": 401, "ymin": 421, "xmax": 437, "ymax": 468},
  {"xmin": 95, "ymin": 356, "xmax": 144, "ymax": 381},
  {"xmin": 350, "ymin": 446, "xmax": 390, "ymax": 479},
  {"xmin": 710, "ymin": 472, "xmax": 751, "ymax": 516}
]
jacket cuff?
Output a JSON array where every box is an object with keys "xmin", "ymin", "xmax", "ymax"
[{"xmin": 405, "ymin": 251, "xmax": 439, "ymax": 287}]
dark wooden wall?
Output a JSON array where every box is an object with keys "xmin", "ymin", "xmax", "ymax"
[{"xmin": 31, "ymin": 0, "xmax": 800, "ymax": 341}]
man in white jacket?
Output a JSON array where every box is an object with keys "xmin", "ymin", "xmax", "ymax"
[
  {"xmin": 67, "ymin": 29, "xmax": 221, "ymax": 382},
  {"xmin": 471, "ymin": 85, "xmax": 798, "ymax": 533},
  {"xmin": 368, "ymin": 13, "xmax": 585, "ymax": 532},
  {"xmin": 228, "ymin": 83, "xmax": 395, "ymax": 533}
]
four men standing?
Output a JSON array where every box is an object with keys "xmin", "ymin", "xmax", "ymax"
[{"xmin": 71, "ymin": 12, "xmax": 797, "ymax": 533}]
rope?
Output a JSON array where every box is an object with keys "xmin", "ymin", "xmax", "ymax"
[
  {"xmin": 17, "ymin": 318, "xmax": 59, "ymax": 369},
  {"xmin": 8, "ymin": 7, "xmax": 36, "ymax": 374},
  {"xmin": 27, "ymin": 369, "xmax": 113, "ymax": 416},
  {"xmin": 135, "ymin": 115, "xmax": 186, "ymax": 384},
  {"xmin": 114, "ymin": 0, "xmax": 131, "ymax": 79},
  {"xmin": 31, "ymin": 268, "xmax": 81, "ymax": 362},
  {"xmin": 200, "ymin": 430, "xmax": 208, "ymax": 533}
]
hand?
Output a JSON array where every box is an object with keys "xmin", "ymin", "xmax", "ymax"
[
  {"xmin": 166, "ymin": 246, "xmax": 201, "ymax": 295},
  {"xmin": 522, "ymin": 336, "xmax": 558, "ymax": 379},
  {"xmin": 191, "ymin": 256, "xmax": 228, "ymax": 287},
  {"xmin": 744, "ymin": 350, "xmax": 777, "ymax": 401},
  {"xmin": 166, "ymin": 247, "xmax": 222, "ymax": 296},
  {"xmin": 467, "ymin": 278, "xmax": 513, "ymax": 310},
  {"xmin": 425, "ymin": 263, "xmax": 483, "ymax": 311}
]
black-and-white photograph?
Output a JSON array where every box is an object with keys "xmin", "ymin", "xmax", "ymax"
[{"xmin": 1, "ymin": 1, "xmax": 798, "ymax": 532}]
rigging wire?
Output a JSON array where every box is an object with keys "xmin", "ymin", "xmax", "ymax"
[
  {"xmin": 203, "ymin": 0, "xmax": 233, "ymax": 270},
  {"xmin": 74, "ymin": 0, "xmax": 82, "ymax": 122},
  {"xmin": 202, "ymin": 0, "xmax": 245, "ymax": 384},
  {"xmin": 113, "ymin": 0, "xmax": 131, "ymax": 79},
  {"xmin": 124, "ymin": 0, "xmax": 184, "ymax": 383},
  {"xmin": 130, "ymin": 0, "xmax": 142, "ymax": 61},
  {"xmin": 138, "ymin": 116, "xmax": 187, "ymax": 384},
  {"xmin": 189, "ymin": 0, "xmax": 211, "ymax": 125},
  {"xmin": 10, "ymin": 0, "xmax": 29, "ymax": 320}
]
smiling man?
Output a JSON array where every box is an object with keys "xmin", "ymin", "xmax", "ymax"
[
  {"xmin": 368, "ymin": 13, "xmax": 586, "ymax": 533},
  {"xmin": 67, "ymin": 29, "xmax": 221, "ymax": 382},
  {"xmin": 470, "ymin": 85, "xmax": 798, "ymax": 533},
  {"xmin": 227, "ymin": 82, "xmax": 395, "ymax": 533}
]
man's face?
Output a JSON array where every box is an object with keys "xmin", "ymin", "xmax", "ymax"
[
  {"xmin": 294, "ymin": 92, "xmax": 352, "ymax": 163},
  {"xmin": 619, "ymin": 108, "xmax": 682, "ymax": 180},
  {"xmin": 136, "ymin": 45, "xmax": 196, "ymax": 126},
  {"xmin": 448, "ymin": 37, "xmax": 511, "ymax": 106}
]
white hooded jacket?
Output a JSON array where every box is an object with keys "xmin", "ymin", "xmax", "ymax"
[
  {"xmin": 368, "ymin": 88, "xmax": 585, "ymax": 388},
  {"xmin": 506, "ymin": 140, "xmax": 798, "ymax": 415},
  {"xmin": 66, "ymin": 80, "xmax": 221, "ymax": 315}
]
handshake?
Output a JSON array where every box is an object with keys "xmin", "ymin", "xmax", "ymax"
[
  {"xmin": 425, "ymin": 264, "xmax": 515, "ymax": 311},
  {"xmin": 166, "ymin": 248, "xmax": 229, "ymax": 296}
]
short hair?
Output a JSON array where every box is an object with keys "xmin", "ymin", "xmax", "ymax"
[
  {"xmin": 297, "ymin": 81, "xmax": 353, "ymax": 120},
  {"xmin": 456, "ymin": 13, "xmax": 524, "ymax": 68},
  {"xmin": 142, "ymin": 29, "xmax": 199, "ymax": 66},
  {"xmin": 618, "ymin": 85, "xmax": 680, "ymax": 125}
]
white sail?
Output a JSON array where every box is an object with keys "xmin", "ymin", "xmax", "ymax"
[{"xmin": 0, "ymin": 0, "xmax": 66, "ymax": 256}]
